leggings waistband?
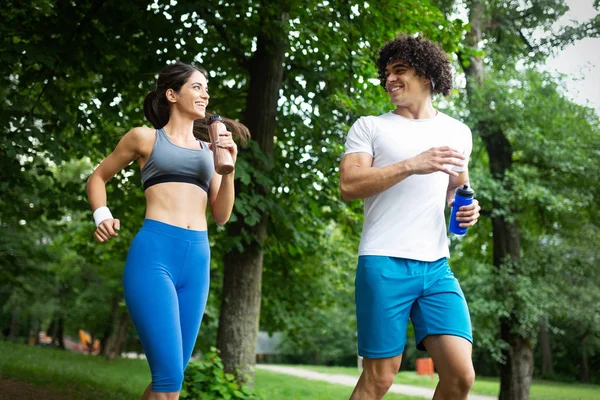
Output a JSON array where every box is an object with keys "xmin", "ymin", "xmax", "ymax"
[{"xmin": 140, "ymin": 219, "xmax": 208, "ymax": 243}]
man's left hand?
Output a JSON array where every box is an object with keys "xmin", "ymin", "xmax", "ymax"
[{"xmin": 448, "ymin": 199, "xmax": 481, "ymax": 228}]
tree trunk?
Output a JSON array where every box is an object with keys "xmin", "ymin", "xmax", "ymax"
[
  {"xmin": 56, "ymin": 316, "xmax": 65, "ymax": 349},
  {"xmin": 580, "ymin": 337, "xmax": 590, "ymax": 383},
  {"xmin": 217, "ymin": 233, "xmax": 266, "ymax": 379},
  {"xmin": 104, "ymin": 310, "xmax": 129, "ymax": 361},
  {"xmin": 499, "ymin": 320, "xmax": 533, "ymax": 400},
  {"xmin": 461, "ymin": 1, "xmax": 534, "ymax": 399},
  {"xmin": 8, "ymin": 306, "xmax": 20, "ymax": 339},
  {"xmin": 34, "ymin": 320, "xmax": 41, "ymax": 345},
  {"xmin": 216, "ymin": 5, "xmax": 289, "ymax": 381},
  {"xmin": 539, "ymin": 324, "xmax": 554, "ymax": 376},
  {"xmin": 47, "ymin": 317, "xmax": 57, "ymax": 345},
  {"xmin": 101, "ymin": 296, "xmax": 120, "ymax": 358}
]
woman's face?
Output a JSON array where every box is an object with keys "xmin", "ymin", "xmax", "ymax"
[{"xmin": 172, "ymin": 70, "xmax": 210, "ymax": 119}]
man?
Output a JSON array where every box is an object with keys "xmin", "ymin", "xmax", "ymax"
[{"xmin": 340, "ymin": 35, "xmax": 481, "ymax": 400}]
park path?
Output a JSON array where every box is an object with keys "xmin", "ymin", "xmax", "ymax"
[{"xmin": 256, "ymin": 365, "xmax": 496, "ymax": 400}]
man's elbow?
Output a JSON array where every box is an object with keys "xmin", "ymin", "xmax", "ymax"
[{"xmin": 340, "ymin": 182, "xmax": 357, "ymax": 201}]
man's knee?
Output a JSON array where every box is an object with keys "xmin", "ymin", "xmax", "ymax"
[
  {"xmin": 374, "ymin": 373, "xmax": 396, "ymax": 396},
  {"xmin": 364, "ymin": 370, "xmax": 396, "ymax": 397},
  {"xmin": 442, "ymin": 368, "xmax": 475, "ymax": 396}
]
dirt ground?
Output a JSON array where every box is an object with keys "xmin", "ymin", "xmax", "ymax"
[{"xmin": 0, "ymin": 378, "xmax": 73, "ymax": 400}]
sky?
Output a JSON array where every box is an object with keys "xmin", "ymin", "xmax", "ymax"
[{"xmin": 546, "ymin": 0, "xmax": 600, "ymax": 114}]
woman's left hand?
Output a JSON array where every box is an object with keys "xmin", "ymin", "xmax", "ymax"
[{"xmin": 210, "ymin": 130, "xmax": 238, "ymax": 163}]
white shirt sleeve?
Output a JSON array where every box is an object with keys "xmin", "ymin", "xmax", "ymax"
[
  {"xmin": 452, "ymin": 125, "xmax": 473, "ymax": 172},
  {"xmin": 344, "ymin": 117, "xmax": 373, "ymax": 156}
]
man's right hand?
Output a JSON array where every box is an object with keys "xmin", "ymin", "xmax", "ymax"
[
  {"xmin": 94, "ymin": 219, "xmax": 120, "ymax": 243},
  {"xmin": 408, "ymin": 146, "xmax": 465, "ymax": 177}
]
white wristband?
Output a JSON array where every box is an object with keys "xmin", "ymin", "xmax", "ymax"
[{"xmin": 93, "ymin": 206, "xmax": 114, "ymax": 227}]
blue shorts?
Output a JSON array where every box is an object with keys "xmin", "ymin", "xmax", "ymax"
[
  {"xmin": 355, "ymin": 256, "xmax": 472, "ymax": 359},
  {"xmin": 123, "ymin": 219, "xmax": 210, "ymax": 392}
]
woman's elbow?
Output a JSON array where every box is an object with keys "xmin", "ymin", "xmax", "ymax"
[
  {"xmin": 215, "ymin": 218, "xmax": 229, "ymax": 226},
  {"xmin": 213, "ymin": 211, "xmax": 232, "ymax": 226},
  {"xmin": 86, "ymin": 173, "xmax": 102, "ymax": 195}
]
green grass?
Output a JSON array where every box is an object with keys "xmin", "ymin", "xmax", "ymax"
[
  {"xmin": 3, "ymin": 341, "xmax": 597, "ymax": 400},
  {"xmin": 290, "ymin": 364, "xmax": 600, "ymax": 400},
  {"xmin": 0, "ymin": 341, "xmax": 420, "ymax": 399},
  {"xmin": 0, "ymin": 341, "xmax": 150, "ymax": 399}
]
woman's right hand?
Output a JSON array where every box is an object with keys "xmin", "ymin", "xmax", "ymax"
[{"xmin": 94, "ymin": 219, "xmax": 121, "ymax": 243}]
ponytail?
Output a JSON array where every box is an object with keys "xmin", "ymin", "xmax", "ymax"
[
  {"xmin": 193, "ymin": 112, "xmax": 251, "ymax": 144},
  {"xmin": 143, "ymin": 90, "xmax": 170, "ymax": 129}
]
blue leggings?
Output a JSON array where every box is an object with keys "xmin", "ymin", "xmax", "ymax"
[{"xmin": 123, "ymin": 219, "xmax": 210, "ymax": 392}]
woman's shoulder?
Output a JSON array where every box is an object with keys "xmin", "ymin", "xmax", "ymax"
[
  {"xmin": 128, "ymin": 125, "xmax": 156, "ymax": 137},
  {"xmin": 114, "ymin": 126, "xmax": 157, "ymax": 155},
  {"xmin": 123, "ymin": 126, "xmax": 157, "ymax": 143}
]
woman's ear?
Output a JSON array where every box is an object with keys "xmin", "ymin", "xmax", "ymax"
[{"xmin": 165, "ymin": 88, "xmax": 177, "ymax": 103}]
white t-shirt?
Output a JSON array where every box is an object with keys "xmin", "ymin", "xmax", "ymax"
[{"xmin": 344, "ymin": 111, "xmax": 472, "ymax": 261}]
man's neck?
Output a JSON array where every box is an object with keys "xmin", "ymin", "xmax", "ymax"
[{"xmin": 392, "ymin": 101, "xmax": 437, "ymax": 120}]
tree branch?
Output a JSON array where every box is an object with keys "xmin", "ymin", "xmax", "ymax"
[
  {"xmin": 29, "ymin": 0, "xmax": 110, "ymax": 117},
  {"xmin": 212, "ymin": 22, "xmax": 250, "ymax": 70},
  {"xmin": 517, "ymin": 29, "xmax": 535, "ymax": 53},
  {"xmin": 195, "ymin": 5, "xmax": 250, "ymax": 70}
]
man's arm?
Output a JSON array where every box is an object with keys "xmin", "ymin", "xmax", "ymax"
[
  {"xmin": 340, "ymin": 146, "xmax": 466, "ymax": 201},
  {"xmin": 339, "ymin": 152, "xmax": 412, "ymax": 200},
  {"xmin": 447, "ymin": 170, "xmax": 469, "ymax": 205}
]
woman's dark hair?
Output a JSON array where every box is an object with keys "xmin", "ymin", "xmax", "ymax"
[
  {"xmin": 193, "ymin": 113, "xmax": 250, "ymax": 144},
  {"xmin": 143, "ymin": 62, "xmax": 250, "ymax": 143},
  {"xmin": 376, "ymin": 35, "xmax": 453, "ymax": 97}
]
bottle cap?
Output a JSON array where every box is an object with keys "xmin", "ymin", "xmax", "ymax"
[
  {"xmin": 208, "ymin": 115, "xmax": 223, "ymax": 124},
  {"xmin": 456, "ymin": 184, "xmax": 474, "ymax": 198}
]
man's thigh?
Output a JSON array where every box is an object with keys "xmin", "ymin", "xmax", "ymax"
[
  {"xmin": 355, "ymin": 256, "xmax": 422, "ymax": 359},
  {"xmin": 410, "ymin": 258, "xmax": 473, "ymax": 350},
  {"xmin": 421, "ymin": 335, "xmax": 473, "ymax": 379}
]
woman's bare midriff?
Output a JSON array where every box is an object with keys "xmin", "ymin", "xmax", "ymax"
[{"xmin": 143, "ymin": 182, "xmax": 209, "ymax": 230}]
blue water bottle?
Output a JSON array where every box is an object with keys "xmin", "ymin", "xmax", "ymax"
[{"xmin": 449, "ymin": 185, "xmax": 474, "ymax": 235}]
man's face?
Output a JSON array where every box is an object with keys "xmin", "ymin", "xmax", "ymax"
[{"xmin": 384, "ymin": 60, "xmax": 430, "ymax": 106}]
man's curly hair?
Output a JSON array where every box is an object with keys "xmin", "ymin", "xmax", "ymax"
[{"xmin": 376, "ymin": 35, "xmax": 453, "ymax": 97}]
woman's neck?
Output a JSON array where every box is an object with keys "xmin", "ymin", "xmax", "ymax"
[{"xmin": 162, "ymin": 115, "xmax": 195, "ymax": 139}]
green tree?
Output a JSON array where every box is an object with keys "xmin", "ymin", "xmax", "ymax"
[{"xmin": 453, "ymin": 1, "xmax": 600, "ymax": 397}]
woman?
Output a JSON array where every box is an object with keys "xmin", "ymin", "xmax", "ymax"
[{"xmin": 86, "ymin": 62, "xmax": 249, "ymax": 400}]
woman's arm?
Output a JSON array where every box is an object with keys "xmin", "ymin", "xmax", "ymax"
[
  {"xmin": 208, "ymin": 130, "xmax": 237, "ymax": 225},
  {"xmin": 86, "ymin": 127, "xmax": 146, "ymax": 242}
]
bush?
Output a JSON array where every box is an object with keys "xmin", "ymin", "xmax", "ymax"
[{"xmin": 181, "ymin": 347, "xmax": 261, "ymax": 400}]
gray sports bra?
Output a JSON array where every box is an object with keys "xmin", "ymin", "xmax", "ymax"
[{"xmin": 141, "ymin": 128, "xmax": 214, "ymax": 192}]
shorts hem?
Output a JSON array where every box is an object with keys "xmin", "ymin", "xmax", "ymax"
[
  {"xmin": 416, "ymin": 331, "xmax": 473, "ymax": 351},
  {"xmin": 358, "ymin": 347, "xmax": 405, "ymax": 359}
]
